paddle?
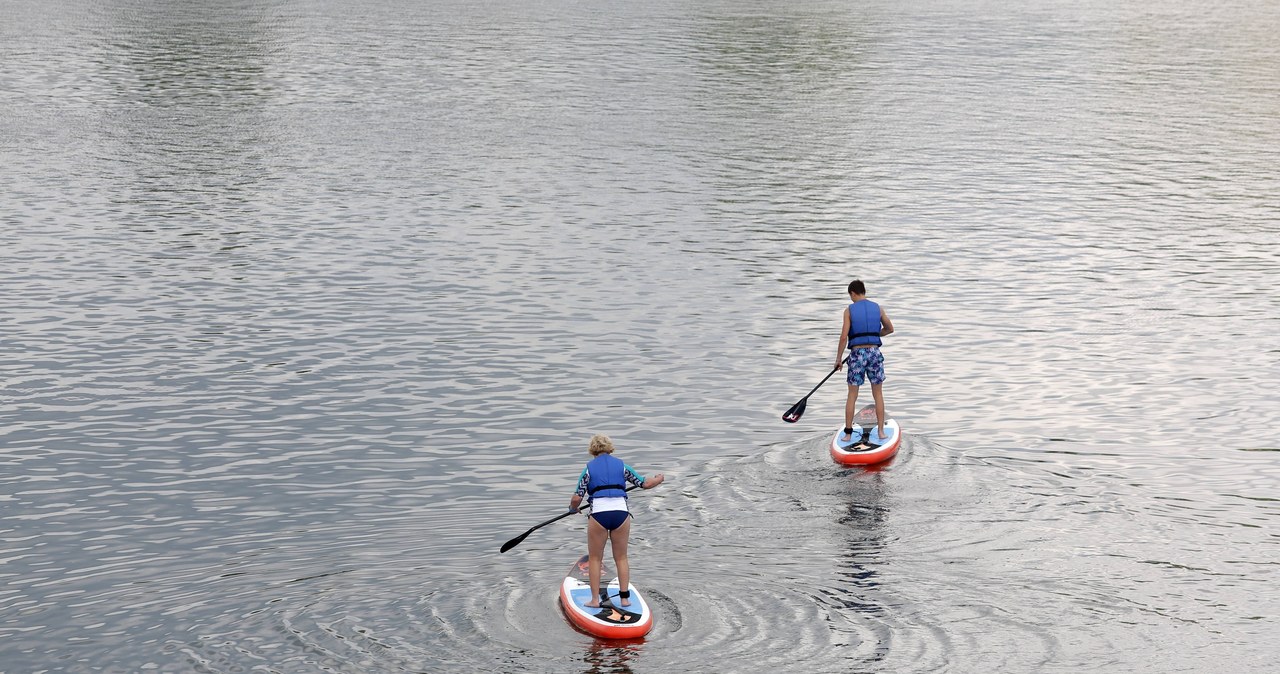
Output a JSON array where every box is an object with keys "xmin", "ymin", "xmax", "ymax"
[
  {"xmin": 500, "ymin": 485, "xmax": 640, "ymax": 553},
  {"xmin": 781, "ymin": 366, "xmax": 839, "ymax": 423}
]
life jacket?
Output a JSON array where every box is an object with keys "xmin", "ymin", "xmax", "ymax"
[
  {"xmin": 585, "ymin": 454, "xmax": 628, "ymax": 500},
  {"xmin": 847, "ymin": 300, "xmax": 883, "ymax": 347}
]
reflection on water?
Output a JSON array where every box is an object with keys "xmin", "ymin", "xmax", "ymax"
[
  {"xmin": 581, "ymin": 640, "xmax": 642, "ymax": 674},
  {"xmin": 833, "ymin": 475, "xmax": 889, "ymax": 618},
  {"xmin": 2, "ymin": 0, "xmax": 1278, "ymax": 672}
]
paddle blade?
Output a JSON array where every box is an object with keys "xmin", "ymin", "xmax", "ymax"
[
  {"xmin": 781, "ymin": 398, "xmax": 807, "ymax": 423},
  {"xmin": 499, "ymin": 532, "xmax": 529, "ymax": 553}
]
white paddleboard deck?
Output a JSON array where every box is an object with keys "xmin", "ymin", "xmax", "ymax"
[
  {"xmin": 830, "ymin": 406, "xmax": 901, "ymax": 465},
  {"xmin": 559, "ymin": 554, "xmax": 653, "ymax": 639}
]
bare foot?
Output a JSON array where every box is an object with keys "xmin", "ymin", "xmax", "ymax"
[
  {"xmin": 619, "ymin": 596, "xmax": 631, "ymax": 607},
  {"xmin": 583, "ymin": 600, "xmax": 600, "ymax": 608}
]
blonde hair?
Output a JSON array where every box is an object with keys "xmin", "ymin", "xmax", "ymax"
[{"xmin": 588, "ymin": 434, "xmax": 615, "ymax": 456}]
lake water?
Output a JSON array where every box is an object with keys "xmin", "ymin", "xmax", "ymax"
[{"xmin": 2, "ymin": 0, "xmax": 1278, "ymax": 672}]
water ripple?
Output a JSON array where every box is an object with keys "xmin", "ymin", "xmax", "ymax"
[{"xmin": 3, "ymin": 0, "xmax": 1279, "ymax": 671}]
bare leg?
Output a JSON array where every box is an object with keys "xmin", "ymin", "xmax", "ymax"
[
  {"xmin": 843, "ymin": 384, "xmax": 860, "ymax": 438},
  {"xmin": 583, "ymin": 517, "xmax": 609, "ymax": 608},
  {"xmin": 610, "ymin": 516, "xmax": 632, "ymax": 606},
  {"xmin": 870, "ymin": 382, "xmax": 886, "ymax": 436}
]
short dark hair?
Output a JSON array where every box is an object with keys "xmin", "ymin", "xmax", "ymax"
[{"xmin": 847, "ymin": 280, "xmax": 866, "ymax": 295}]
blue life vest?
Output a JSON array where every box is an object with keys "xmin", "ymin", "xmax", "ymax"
[
  {"xmin": 585, "ymin": 454, "xmax": 628, "ymax": 500},
  {"xmin": 847, "ymin": 300, "xmax": 883, "ymax": 347}
]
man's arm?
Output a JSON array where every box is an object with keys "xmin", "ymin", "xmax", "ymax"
[{"xmin": 835, "ymin": 308, "xmax": 850, "ymax": 369}]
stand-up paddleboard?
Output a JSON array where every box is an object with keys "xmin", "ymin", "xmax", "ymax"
[
  {"xmin": 831, "ymin": 405, "xmax": 901, "ymax": 466},
  {"xmin": 559, "ymin": 554, "xmax": 653, "ymax": 639}
]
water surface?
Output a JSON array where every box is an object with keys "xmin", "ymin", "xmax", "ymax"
[{"xmin": 2, "ymin": 0, "xmax": 1278, "ymax": 672}]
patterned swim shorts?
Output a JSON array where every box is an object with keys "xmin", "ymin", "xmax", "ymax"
[{"xmin": 846, "ymin": 347, "xmax": 886, "ymax": 386}]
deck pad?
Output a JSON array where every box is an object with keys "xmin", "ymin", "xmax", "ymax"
[{"xmin": 834, "ymin": 423, "xmax": 898, "ymax": 450}]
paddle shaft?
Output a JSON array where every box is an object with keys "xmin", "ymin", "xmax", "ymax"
[
  {"xmin": 800, "ymin": 367, "xmax": 839, "ymax": 400},
  {"xmin": 501, "ymin": 484, "xmax": 640, "ymax": 553}
]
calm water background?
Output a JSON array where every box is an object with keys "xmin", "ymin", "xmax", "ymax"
[{"xmin": 2, "ymin": 0, "xmax": 1278, "ymax": 672}]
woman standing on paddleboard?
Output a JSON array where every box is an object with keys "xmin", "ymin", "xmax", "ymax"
[{"xmin": 568, "ymin": 435, "xmax": 664, "ymax": 608}]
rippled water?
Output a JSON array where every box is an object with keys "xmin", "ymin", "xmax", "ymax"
[{"xmin": 2, "ymin": 0, "xmax": 1278, "ymax": 672}]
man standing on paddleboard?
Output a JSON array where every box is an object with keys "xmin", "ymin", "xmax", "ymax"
[
  {"xmin": 835, "ymin": 280, "xmax": 895, "ymax": 441},
  {"xmin": 568, "ymin": 435, "xmax": 664, "ymax": 609}
]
